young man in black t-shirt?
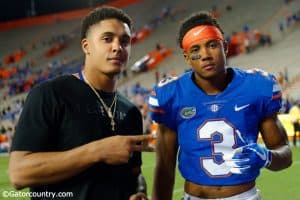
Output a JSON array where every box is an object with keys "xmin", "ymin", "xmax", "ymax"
[{"xmin": 9, "ymin": 6, "xmax": 151, "ymax": 200}]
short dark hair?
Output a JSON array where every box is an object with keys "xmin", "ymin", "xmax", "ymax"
[
  {"xmin": 177, "ymin": 11, "xmax": 224, "ymax": 48},
  {"xmin": 81, "ymin": 6, "xmax": 133, "ymax": 40}
]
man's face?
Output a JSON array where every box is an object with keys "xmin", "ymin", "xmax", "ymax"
[
  {"xmin": 82, "ymin": 18, "xmax": 131, "ymax": 76},
  {"xmin": 184, "ymin": 39, "xmax": 227, "ymax": 80}
]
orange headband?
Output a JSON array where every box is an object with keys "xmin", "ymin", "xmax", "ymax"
[{"xmin": 182, "ymin": 25, "xmax": 224, "ymax": 52}]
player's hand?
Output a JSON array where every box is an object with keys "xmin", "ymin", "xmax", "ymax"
[
  {"xmin": 93, "ymin": 134, "xmax": 153, "ymax": 165},
  {"xmin": 224, "ymin": 143, "xmax": 272, "ymax": 174},
  {"xmin": 129, "ymin": 192, "xmax": 147, "ymax": 200}
]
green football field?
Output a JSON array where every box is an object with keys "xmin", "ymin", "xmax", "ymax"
[{"xmin": 0, "ymin": 147, "xmax": 299, "ymax": 200}]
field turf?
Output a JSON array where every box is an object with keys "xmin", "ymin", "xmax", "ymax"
[{"xmin": 0, "ymin": 147, "xmax": 299, "ymax": 199}]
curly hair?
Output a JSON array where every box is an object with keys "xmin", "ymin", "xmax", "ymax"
[
  {"xmin": 177, "ymin": 11, "xmax": 224, "ymax": 48},
  {"xmin": 81, "ymin": 6, "xmax": 133, "ymax": 40}
]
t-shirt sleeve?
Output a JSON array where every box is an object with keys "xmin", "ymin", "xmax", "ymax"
[{"xmin": 11, "ymin": 84, "xmax": 58, "ymax": 152}]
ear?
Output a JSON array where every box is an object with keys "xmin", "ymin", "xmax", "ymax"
[
  {"xmin": 183, "ymin": 52, "xmax": 192, "ymax": 65},
  {"xmin": 81, "ymin": 38, "xmax": 90, "ymax": 55},
  {"xmin": 127, "ymin": 45, "xmax": 131, "ymax": 59},
  {"xmin": 223, "ymin": 41, "xmax": 228, "ymax": 55}
]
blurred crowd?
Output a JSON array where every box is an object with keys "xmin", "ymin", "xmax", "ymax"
[{"xmin": 1, "ymin": 1, "xmax": 300, "ymax": 153}]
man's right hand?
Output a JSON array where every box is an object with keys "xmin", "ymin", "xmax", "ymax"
[{"xmin": 92, "ymin": 134, "xmax": 153, "ymax": 165}]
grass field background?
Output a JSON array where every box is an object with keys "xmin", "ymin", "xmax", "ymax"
[{"xmin": 0, "ymin": 147, "xmax": 299, "ymax": 199}]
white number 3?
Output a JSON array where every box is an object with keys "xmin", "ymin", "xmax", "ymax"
[{"xmin": 197, "ymin": 120, "xmax": 238, "ymax": 177}]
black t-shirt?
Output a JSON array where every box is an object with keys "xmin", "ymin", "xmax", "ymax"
[{"xmin": 12, "ymin": 75, "xmax": 143, "ymax": 200}]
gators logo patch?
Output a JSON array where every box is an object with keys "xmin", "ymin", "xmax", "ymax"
[{"xmin": 180, "ymin": 107, "xmax": 196, "ymax": 119}]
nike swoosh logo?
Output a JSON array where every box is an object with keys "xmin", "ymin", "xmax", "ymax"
[
  {"xmin": 193, "ymin": 27, "xmax": 206, "ymax": 36},
  {"xmin": 234, "ymin": 104, "xmax": 250, "ymax": 111}
]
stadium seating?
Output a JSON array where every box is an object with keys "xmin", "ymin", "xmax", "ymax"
[{"xmin": 1, "ymin": 0, "xmax": 300, "ymax": 137}]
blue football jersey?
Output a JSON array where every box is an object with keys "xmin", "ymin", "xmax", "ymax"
[{"xmin": 148, "ymin": 67, "xmax": 282, "ymax": 186}]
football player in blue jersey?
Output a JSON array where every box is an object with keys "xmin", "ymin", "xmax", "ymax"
[{"xmin": 148, "ymin": 11, "xmax": 292, "ymax": 200}]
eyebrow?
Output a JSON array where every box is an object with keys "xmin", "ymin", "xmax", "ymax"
[
  {"xmin": 100, "ymin": 32, "xmax": 114, "ymax": 37},
  {"xmin": 103, "ymin": 33, "xmax": 131, "ymax": 44},
  {"xmin": 190, "ymin": 39, "xmax": 219, "ymax": 49},
  {"xmin": 101, "ymin": 31, "xmax": 130, "ymax": 38}
]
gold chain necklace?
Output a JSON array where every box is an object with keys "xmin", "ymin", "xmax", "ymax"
[{"xmin": 82, "ymin": 72, "xmax": 117, "ymax": 131}]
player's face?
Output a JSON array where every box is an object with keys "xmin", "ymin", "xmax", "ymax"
[
  {"xmin": 81, "ymin": 18, "xmax": 131, "ymax": 76},
  {"xmin": 184, "ymin": 39, "xmax": 227, "ymax": 80}
]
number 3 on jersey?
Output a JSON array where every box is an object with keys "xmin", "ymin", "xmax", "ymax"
[{"xmin": 197, "ymin": 119, "xmax": 238, "ymax": 177}]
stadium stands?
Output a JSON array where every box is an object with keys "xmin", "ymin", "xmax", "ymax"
[{"xmin": 1, "ymin": 0, "xmax": 300, "ymax": 150}]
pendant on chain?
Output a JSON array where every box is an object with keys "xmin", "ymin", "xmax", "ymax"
[
  {"xmin": 111, "ymin": 119, "xmax": 116, "ymax": 131},
  {"xmin": 107, "ymin": 109, "xmax": 115, "ymax": 131},
  {"xmin": 82, "ymin": 71, "xmax": 117, "ymax": 132},
  {"xmin": 108, "ymin": 110, "xmax": 113, "ymax": 118}
]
